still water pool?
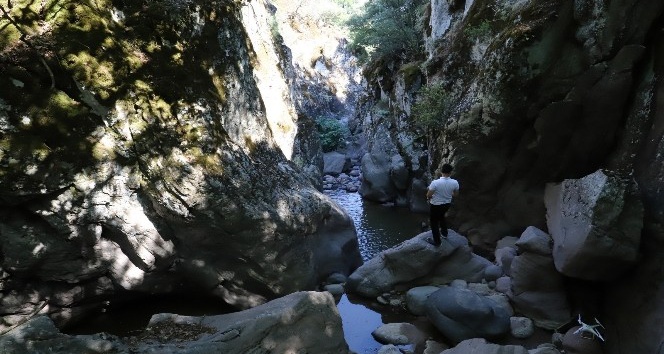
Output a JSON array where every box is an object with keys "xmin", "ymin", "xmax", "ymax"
[
  {"xmin": 325, "ymin": 189, "xmax": 427, "ymax": 261},
  {"xmin": 326, "ymin": 190, "xmax": 431, "ymax": 353}
]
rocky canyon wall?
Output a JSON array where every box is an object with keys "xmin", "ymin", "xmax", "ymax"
[
  {"xmin": 356, "ymin": 0, "xmax": 664, "ymax": 352},
  {"xmin": 0, "ymin": 0, "xmax": 361, "ymax": 331}
]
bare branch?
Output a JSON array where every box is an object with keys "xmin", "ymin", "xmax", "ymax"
[{"xmin": 0, "ymin": 4, "xmax": 56, "ymax": 89}]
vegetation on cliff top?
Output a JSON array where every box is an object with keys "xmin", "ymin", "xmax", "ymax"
[{"xmin": 347, "ymin": 0, "xmax": 427, "ymax": 63}]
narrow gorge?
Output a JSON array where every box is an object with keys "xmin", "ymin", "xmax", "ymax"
[{"xmin": 1, "ymin": 0, "xmax": 663, "ymax": 353}]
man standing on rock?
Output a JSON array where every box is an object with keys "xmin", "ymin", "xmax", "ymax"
[{"xmin": 426, "ymin": 163, "xmax": 459, "ymax": 245}]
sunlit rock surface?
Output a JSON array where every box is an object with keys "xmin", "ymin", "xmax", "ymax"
[{"xmin": 545, "ymin": 170, "xmax": 643, "ymax": 281}]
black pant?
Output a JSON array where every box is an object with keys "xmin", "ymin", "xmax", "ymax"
[{"xmin": 430, "ymin": 203, "xmax": 451, "ymax": 244}]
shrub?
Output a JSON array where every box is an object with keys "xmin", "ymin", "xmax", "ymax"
[
  {"xmin": 316, "ymin": 117, "xmax": 347, "ymax": 152},
  {"xmin": 411, "ymin": 82, "xmax": 451, "ymax": 129}
]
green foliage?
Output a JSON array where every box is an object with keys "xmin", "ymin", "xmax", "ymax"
[
  {"xmin": 411, "ymin": 83, "xmax": 451, "ymax": 129},
  {"xmin": 316, "ymin": 117, "xmax": 347, "ymax": 152},
  {"xmin": 464, "ymin": 19, "xmax": 492, "ymax": 40},
  {"xmin": 347, "ymin": 0, "xmax": 427, "ymax": 62}
]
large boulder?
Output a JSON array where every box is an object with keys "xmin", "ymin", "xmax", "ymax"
[
  {"xmin": 0, "ymin": 291, "xmax": 350, "ymax": 354},
  {"xmin": 323, "ymin": 152, "xmax": 350, "ymax": 176},
  {"xmin": 425, "ymin": 286, "xmax": 511, "ymax": 344},
  {"xmin": 509, "ymin": 227, "xmax": 570, "ymax": 329},
  {"xmin": 346, "ymin": 231, "xmax": 491, "ymax": 298},
  {"xmin": 545, "ymin": 170, "xmax": 643, "ymax": 281},
  {"xmin": 359, "ymin": 150, "xmax": 398, "ymax": 203}
]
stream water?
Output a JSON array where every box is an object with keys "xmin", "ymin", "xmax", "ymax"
[
  {"xmin": 325, "ymin": 189, "xmax": 427, "ymax": 262},
  {"xmin": 326, "ymin": 189, "xmax": 432, "ymax": 354}
]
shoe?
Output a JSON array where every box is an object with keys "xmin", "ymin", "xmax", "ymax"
[{"xmin": 426, "ymin": 237, "xmax": 441, "ymax": 246}]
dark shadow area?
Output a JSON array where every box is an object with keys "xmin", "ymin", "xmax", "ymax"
[{"xmin": 61, "ymin": 291, "xmax": 237, "ymax": 336}]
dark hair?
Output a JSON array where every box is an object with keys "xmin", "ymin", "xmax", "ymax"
[{"xmin": 441, "ymin": 163, "xmax": 453, "ymax": 174}]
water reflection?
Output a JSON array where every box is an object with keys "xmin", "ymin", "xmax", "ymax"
[
  {"xmin": 337, "ymin": 294, "xmax": 383, "ymax": 353},
  {"xmin": 325, "ymin": 190, "xmax": 427, "ymax": 262}
]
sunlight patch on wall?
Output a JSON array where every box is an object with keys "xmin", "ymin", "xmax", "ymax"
[
  {"xmin": 32, "ymin": 242, "xmax": 46, "ymax": 256},
  {"xmin": 240, "ymin": 1, "xmax": 298, "ymax": 160}
]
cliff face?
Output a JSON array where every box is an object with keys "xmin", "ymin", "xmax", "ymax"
[
  {"xmin": 358, "ymin": 0, "xmax": 663, "ymax": 244},
  {"xmin": 0, "ymin": 0, "xmax": 361, "ymax": 330},
  {"xmin": 357, "ymin": 0, "xmax": 664, "ymax": 351}
]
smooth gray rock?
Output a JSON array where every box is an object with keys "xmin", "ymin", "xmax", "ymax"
[
  {"xmin": 326, "ymin": 272, "xmax": 348, "ymax": 284},
  {"xmin": 359, "ymin": 150, "xmax": 397, "ymax": 203},
  {"xmin": 409, "ymin": 178, "xmax": 430, "ymax": 213},
  {"xmin": 426, "ymin": 286, "xmax": 511, "ymax": 344},
  {"xmin": 529, "ymin": 343, "xmax": 562, "ymax": 354},
  {"xmin": 495, "ymin": 247, "xmax": 518, "ymax": 276},
  {"xmin": 509, "ymin": 252, "xmax": 570, "ymax": 330},
  {"xmin": 496, "ymin": 237, "xmax": 519, "ymax": 250},
  {"xmin": 372, "ymin": 322, "xmax": 419, "ymax": 345},
  {"xmin": 406, "ymin": 286, "xmax": 440, "ymax": 316},
  {"xmin": 484, "ymin": 265, "xmax": 504, "ymax": 281},
  {"xmin": 515, "ymin": 226, "xmax": 552, "ymax": 256},
  {"xmin": 323, "ymin": 284, "xmax": 345, "ymax": 296},
  {"xmin": 0, "ymin": 316, "xmax": 122, "ymax": 354},
  {"xmin": 323, "ymin": 152, "xmax": 350, "ymax": 176},
  {"xmin": 424, "ymin": 339, "xmax": 450, "ymax": 354}
]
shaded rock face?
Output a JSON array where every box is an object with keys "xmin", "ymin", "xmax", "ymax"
[{"xmin": 0, "ymin": 0, "xmax": 361, "ymax": 330}]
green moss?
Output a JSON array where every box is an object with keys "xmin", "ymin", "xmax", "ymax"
[
  {"xmin": 48, "ymin": 91, "xmax": 89, "ymax": 120},
  {"xmin": 399, "ymin": 60, "xmax": 424, "ymax": 87},
  {"xmin": 2, "ymin": 0, "xmax": 246, "ymax": 177},
  {"xmin": 190, "ymin": 147, "xmax": 223, "ymax": 174}
]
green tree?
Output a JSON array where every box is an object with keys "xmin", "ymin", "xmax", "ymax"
[
  {"xmin": 316, "ymin": 117, "xmax": 348, "ymax": 152},
  {"xmin": 347, "ymin": 0, "xmax": 426, "ymax": 62},
  {"xmin": 411, "ymin": 82, "xmax": 451, "ymax": 148}
]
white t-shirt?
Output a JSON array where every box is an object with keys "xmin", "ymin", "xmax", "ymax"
[{"xmin": 428, "ymin": 177, "xmax": 459, "ymax": 205}]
